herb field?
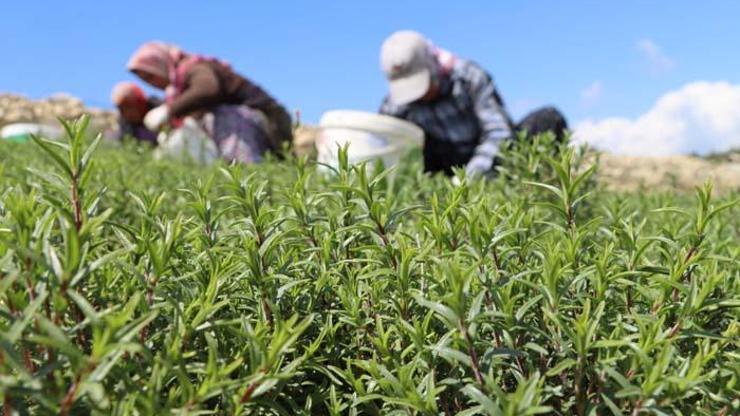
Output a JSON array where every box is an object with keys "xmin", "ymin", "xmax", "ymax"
[{"xmin": 0, "ymin": 117, "xmax": 738, "ymax": 415}]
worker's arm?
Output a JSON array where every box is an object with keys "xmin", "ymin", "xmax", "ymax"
[
  {"xmin": 379, "ymin": 96, "xmax": 408, "ymax": 119},
  {"xmin": 467, "ymin": 64, "xmax": 514, "ymax": 176},
  {"xmin": 169, "ymin": 63, "xmax": 222, "ymax": 119}
]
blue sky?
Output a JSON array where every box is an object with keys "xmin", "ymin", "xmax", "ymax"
[{"xmin": 2, "ymin": 1, "xmax": 740, "ymax": 154}]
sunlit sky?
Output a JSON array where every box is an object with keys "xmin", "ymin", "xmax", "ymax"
[{"xmin": 2, "ymin": 1, "xmax": 739, "ymax": 154}]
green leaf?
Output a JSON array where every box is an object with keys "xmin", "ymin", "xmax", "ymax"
[
  {"xmin": 414, "ymin": 295, "xmax": 461, "ymax": 329},
  {"xmin": 431, "ymin": 345, "xmax": 473, "ymax": 368},
  {"xmin": 4, "ymin": 291, "xmax": 48, "ymax": 343},
  {"xmin": 546, "ymin": 358, "xmax": 577, "ymax": 377},
  {"xmin": 461, "ymin": 385, "xmax": 503, "ymax": 416},
  {"xmin": 30, "ymin": 134, "xmax": 73, "ymax": 179}
]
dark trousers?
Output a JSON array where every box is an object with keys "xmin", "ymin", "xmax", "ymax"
[
  {"xmin": 514, "ymin": 106, "xmax": 568, "ymax": 143},
  {"xmin": 424, "ymin": 106, "xmax": 568, "ymax": 175},
  {"xmin": 487, "ymin": 105, "xmax": 568, "ymax": 172}
]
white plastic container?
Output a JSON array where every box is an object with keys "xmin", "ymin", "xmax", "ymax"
[
  {"xmin": 1, "ymin": 123, "xmax": 63, "ymax": 142},
  {"xmin": 153, "ymin": 118, "xmax": 219, "ymax": 165},
  {"xmin": 316, "ymin": 110, "xmax": 423, "ymax": 173}
]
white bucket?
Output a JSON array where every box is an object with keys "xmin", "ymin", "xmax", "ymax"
[
  {"xmin": 1, "ymin": 123, "xmax": 63, "ymax": 142},
  {"xmin": 316, "ymin": 110, "xmax": 423, "ymax": 173},
  {"xmin": 153, "ymin": 117, "xmax": 219, "ymax": 165}
]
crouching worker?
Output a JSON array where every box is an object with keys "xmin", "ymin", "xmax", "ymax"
[
  {"xmin": 379, "ymin": 30, "xmax": 568, "ymax": 177},
  {"xmin": 126, "ymin": 41, "xmax": 293, "ymax": 164},
  {"xmin": 111, "ymin": 81, "xmax": 161, "ymax": 145}
]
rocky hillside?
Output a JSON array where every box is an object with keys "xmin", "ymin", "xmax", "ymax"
[
  {"xmin": 0, "ymin": 93, "xmax": 116, "ymax": 132},
  {"xmin": 588, "ymin": 151, "xmax": 739, "ymax": 194}
]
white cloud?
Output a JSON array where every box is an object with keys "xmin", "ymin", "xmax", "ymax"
[
  {"xmin": 573, "ymin": 81, "xmax": 740, "ymax": 156},
  {"xmin": 636, "ymin": 39, "xmax": 675, "ymax": 75},
  {"xmin": 581, "ymin": 81, "xmax": 603, "ymax": 108}
]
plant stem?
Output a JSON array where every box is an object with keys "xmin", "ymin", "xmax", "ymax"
[
  {"xmin": 460, "ymin": 321, "xmax": 484, "ymax": 387},
  {"xmin": 261, "ymin": 295, "xmax": 274, "ymax": 327},
  {"xmin": 491, "ymin": 245, "xmax": 501, "ymax": 271},
  {"xmin": 575, "ymin": 357, "xmax": 586, "ymax": 416},
  {"xmin": 59, "ymin": 374, "xmax": 81, "ymax": 416},
  {"xmin": 3, "ymin": 395, "xmax": 11, "ymax": 416},
  {"xmin": 0, "ymin": 351, "xmax": 13, "ymax": 416},
  {"xmin": 70, "ymin": 173, "xmax": 82, "ymax": 232},
  {"xmin": 240, "ymin": 368, "xmax": 267, "ymax": 403}
]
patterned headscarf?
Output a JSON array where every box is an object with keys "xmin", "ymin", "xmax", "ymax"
[
  {"xmin": 127, "ymin": 41, "xmax": 229, "ymax": 99},
  {"xmin": 127, "ymin": 42, "xmax": 181, "ymax": 84}
]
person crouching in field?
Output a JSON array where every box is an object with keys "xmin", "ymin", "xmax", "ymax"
[
  {"xmin": 126, "ymin": 41, "xmax": 293, "ymax": 164},
  {"xmin": 379, "ymin": 31, "xmax": 568, "ymax": 177},
  {"xmin": 111, "ymin": 81, "xmax": 161, "ymax": 145}
]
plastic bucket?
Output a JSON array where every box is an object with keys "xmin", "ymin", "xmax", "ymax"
[
  {"xmin": 153, "ymin": 118, "xmax": 219, "ymax": 165},
  {"xmin": 1, "ymin": 123, "xmax": 63, "ymax": 143},
  {"xmin": 316, "ymin": 110, "xmax": 423, "ymax": 173}
]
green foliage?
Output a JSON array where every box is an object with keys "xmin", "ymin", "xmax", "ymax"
[{"xmin": 0, "ymin": 118, "xmax": 738, "ymax": 415}]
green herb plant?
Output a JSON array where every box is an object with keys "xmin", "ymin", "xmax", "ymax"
[{"xmin": 0, "ymin": 117, "xmax": 738, "ymax": 415}]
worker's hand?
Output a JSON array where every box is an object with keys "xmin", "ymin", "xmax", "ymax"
[
  {"xmin": 465, "ymin": 154, "xmax": 493, "ymax": 178},
  {"xmin": 143, "ymin": 105, "xmax": 170, "ymax": 131}
]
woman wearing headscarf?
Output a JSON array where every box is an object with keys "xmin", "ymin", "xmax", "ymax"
[
  {"xmin": 110, "ymin": 81, "xmax": 162, "ymax": 145},
  {"xmin": 126, "ymin": 41, "xmax": 293, "ymax": 164}
]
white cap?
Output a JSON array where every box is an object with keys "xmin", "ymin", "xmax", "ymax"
[{"xmin": 380, "ymin": 31, "xmax": 435, "ymax": 105}]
